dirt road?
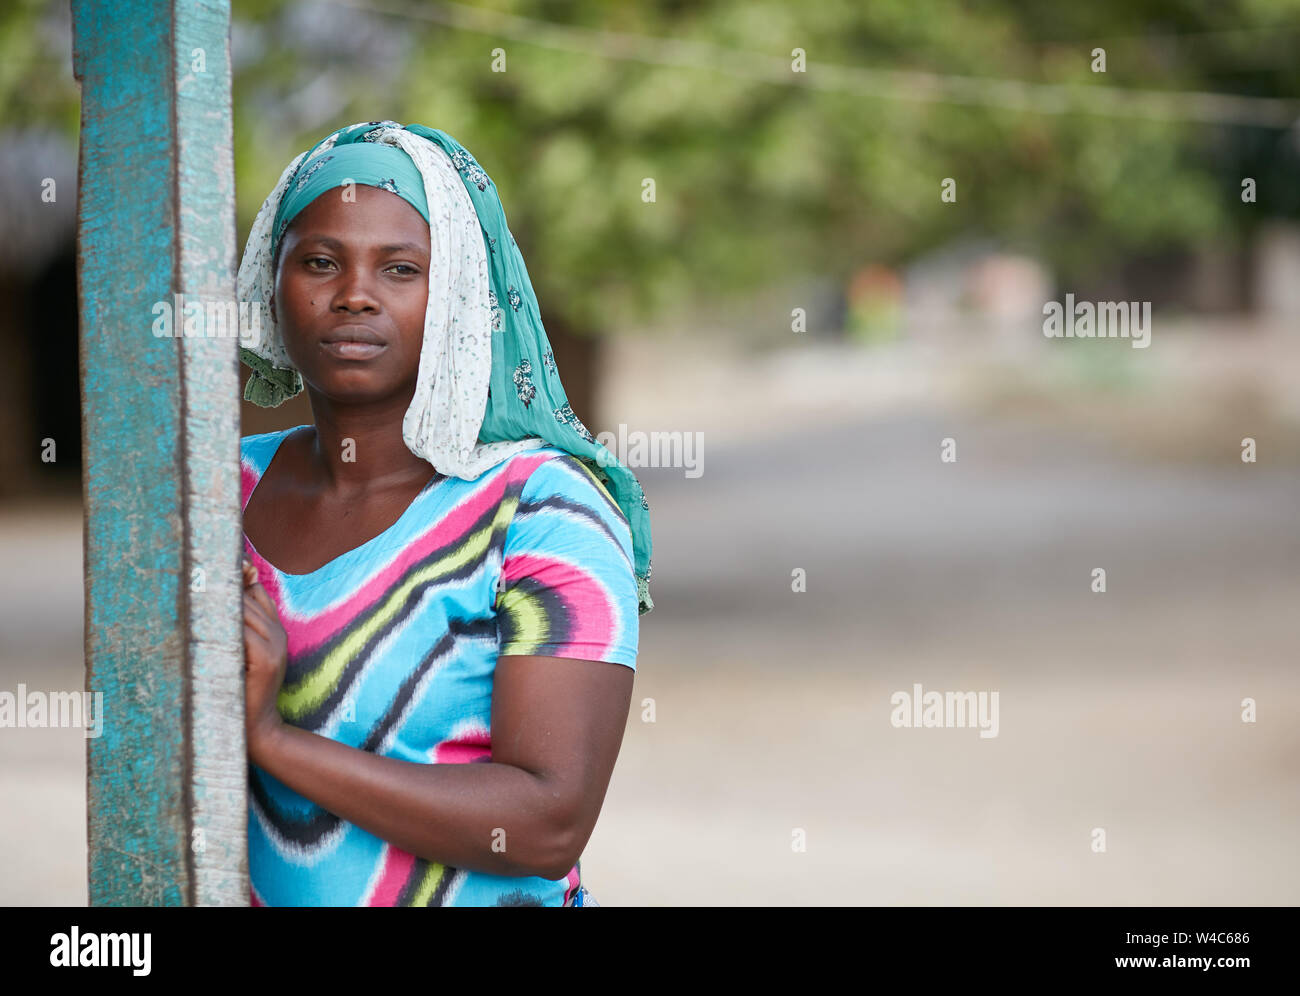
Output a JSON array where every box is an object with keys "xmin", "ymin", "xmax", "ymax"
[{"xmin": 2, "ymin": 402, "xmax": 1296, "ymax": 905}]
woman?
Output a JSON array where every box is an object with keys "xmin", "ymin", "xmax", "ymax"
[{"xmin": 236, "ymin": 120, "xmax": 653, "ymax": 907}]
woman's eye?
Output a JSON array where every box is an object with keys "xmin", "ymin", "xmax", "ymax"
[{"xmin": 301, "ymin": 258, "xmax": 416, "ymax": 275}]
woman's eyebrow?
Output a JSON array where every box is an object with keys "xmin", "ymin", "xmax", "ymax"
[
  {"xmin": 299, "ymin": 235, "xmax": 428, "ymax": 255},
  {"xmin": 299, "ymin": 234, "xmax": 344, "ymax": 250}
]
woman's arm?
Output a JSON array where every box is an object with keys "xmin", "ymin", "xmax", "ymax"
[{"xmin": 243, "ymin": 563, "xmax": 634, "ymax": 880}]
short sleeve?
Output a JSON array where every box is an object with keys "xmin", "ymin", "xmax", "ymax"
[{"xmin": 494, "ymin": 454, "xmax": 640, "ymax": 670}]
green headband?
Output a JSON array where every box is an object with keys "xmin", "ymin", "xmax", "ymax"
[{"xmin": 272, "ymin": 141, "xmax": 430, "ymax": 255}]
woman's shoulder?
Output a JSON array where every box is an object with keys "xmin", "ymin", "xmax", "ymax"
[
  {"xmin": 240, "ymin": 424, "xmax": 308, "ymax": 475},
  {"xmin": 501, "ymin": 445, "xmax": 628, "ymax": 530},
  {"xmin": 501, "ymin": 444, "xmax": 603, "ymax": 489},
  {"xmin": 240, "ymin": 425, "xmax": 307, "ymax": 454}
]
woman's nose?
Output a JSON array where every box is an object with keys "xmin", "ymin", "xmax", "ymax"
[{"xmin": 331, "ymin": 268, "xmax": 380, "ymax": 313}]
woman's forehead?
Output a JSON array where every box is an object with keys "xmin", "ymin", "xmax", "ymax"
[{"xmin": 283, "ymin": 186, "xmax": 431, "ymax": 247}]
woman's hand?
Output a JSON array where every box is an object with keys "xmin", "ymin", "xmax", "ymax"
[{"xmin": 243, "ymin": 557, "xmax": 288, "ymax": 764}]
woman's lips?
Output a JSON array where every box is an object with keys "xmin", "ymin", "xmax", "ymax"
[{"xmin": 319, "ymin": 339, "xmax": 387, "ymax": 360}]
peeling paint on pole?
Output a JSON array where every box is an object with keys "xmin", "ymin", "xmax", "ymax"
[{"xmin": 72, "ymin": 0, "xmax": 246, "ymax": 906}]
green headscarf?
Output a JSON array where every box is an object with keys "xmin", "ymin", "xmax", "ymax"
[{"xmin": 238, "ymin": 121, "xmax": 653, "ymax": 614}]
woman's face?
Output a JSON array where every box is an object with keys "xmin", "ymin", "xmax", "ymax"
[{"xmin": 272, "ymin": 184, "xmax": 431, "ymax": 405}]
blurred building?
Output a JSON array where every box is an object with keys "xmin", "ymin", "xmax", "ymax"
[{"xmin": 0, "ymin": 127, "xmax": 80, "ymax": 500}]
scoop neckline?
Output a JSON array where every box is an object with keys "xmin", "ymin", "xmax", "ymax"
[{"xmin": 242, "ymin": 424, "xmax": 444, "ymax": 580}]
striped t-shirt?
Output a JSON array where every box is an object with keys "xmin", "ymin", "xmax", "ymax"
[{"xmin": 240, "ymin": 426, "xmax": 639, "ymax": 906}]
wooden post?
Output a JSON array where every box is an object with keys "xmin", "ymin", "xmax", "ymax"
[{"xmin": 72, "ymin": 0, "xmax": 246, "ymax": 906}]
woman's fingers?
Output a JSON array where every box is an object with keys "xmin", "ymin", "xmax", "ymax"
[
  {"xmin": 243, "ymin": 591, "xmax": 272, "ymax": 640},
  {"xmin": 244, "ymin": 621, "xmax": 267, "ymax": 651},
  {"xmin": 243, "ymin": 584, "xmax": 267, "ymax": 615},
  {"xmin": 241, "ymin": 558, "xmax": 286, "ymax": 682},
  {"xmin": 247, "ymin": 578, "xmax": 279, "ymax": 620},
  {"xmin": 241, "ymin": 559, "xmax": 281, "ymax": 620}
]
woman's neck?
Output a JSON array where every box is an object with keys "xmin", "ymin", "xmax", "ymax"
[{"xmin": 303, "ymin": 392, "xmax": 438, "ymax": 497}]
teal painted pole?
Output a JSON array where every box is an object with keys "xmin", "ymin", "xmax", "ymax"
[{"xmin": 72, "ymin": 0, "xmax": 246, "ymax": 906}]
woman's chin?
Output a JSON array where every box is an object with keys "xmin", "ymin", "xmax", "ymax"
[{"xmin": 302, "ymin": 371, "xmax": 403, "ymax": 406}]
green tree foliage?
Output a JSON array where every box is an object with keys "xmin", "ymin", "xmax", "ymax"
[{"xmin": 8, "ymin": 0, "xmax": 1300, "ymax": 335}]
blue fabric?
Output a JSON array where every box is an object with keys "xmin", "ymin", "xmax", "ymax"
[{"xmin": 242, "ymin": 427, "xmax": 638, "ymax": 906}]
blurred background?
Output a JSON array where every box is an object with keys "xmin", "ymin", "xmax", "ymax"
[{"xmin": 1, "ymin": 0, "xmax": 1298, "ymax": 904}]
